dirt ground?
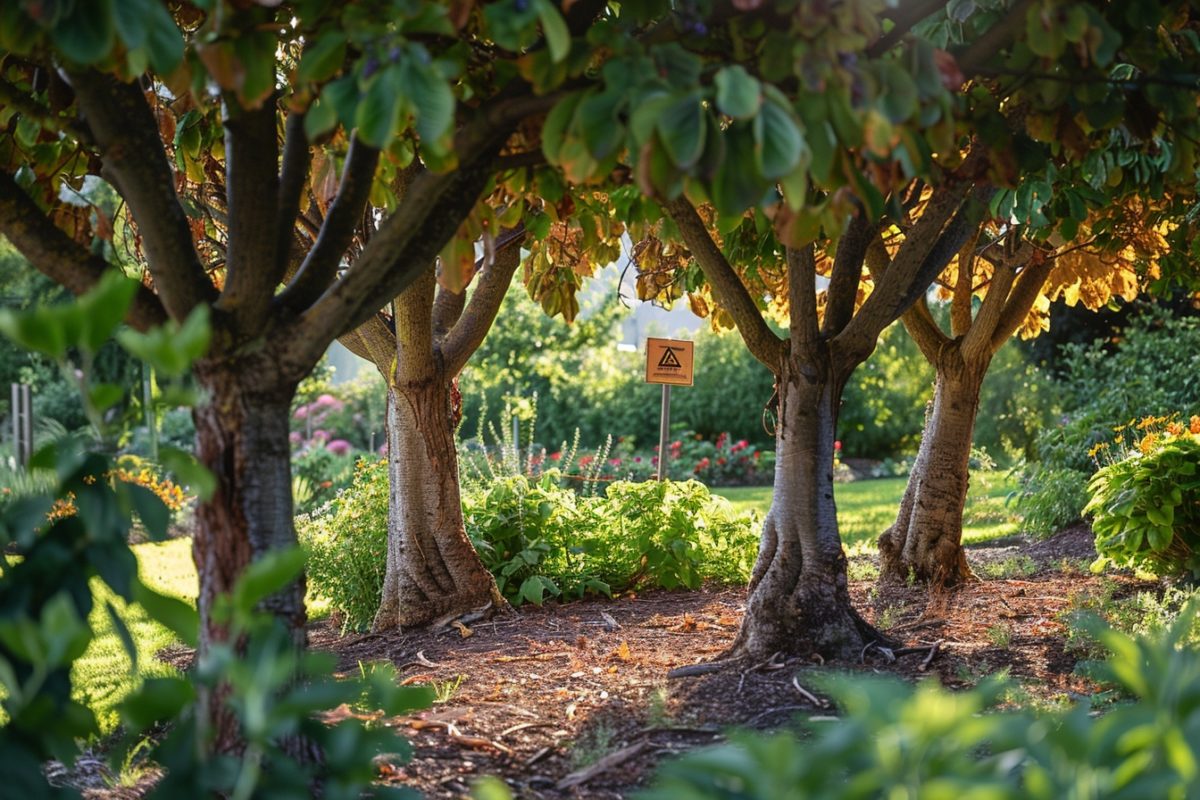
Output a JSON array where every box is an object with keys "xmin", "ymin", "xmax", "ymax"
[{"xmin": 298, "ymin": 523, "xmax": 1154, "ymax": 799}]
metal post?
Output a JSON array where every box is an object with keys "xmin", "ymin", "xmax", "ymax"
[
  {"xmin": 143, "ymin": 365, "xmax": 158, "ymax": 460},
  {"xmin": 11, "ymin": 383, "xmax": 32, "ymax": 467},
  {"xmin": 657, "ymin": 384, "xmax": 671, "ymax": 480},
  {"xmin": 511, "ymin": 412, "xmax": 520, "ymax": 463}
]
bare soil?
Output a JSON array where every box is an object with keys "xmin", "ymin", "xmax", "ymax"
[{"xmin": 299, "ymin": 523, "xmax": 1155, "ymax": 799}]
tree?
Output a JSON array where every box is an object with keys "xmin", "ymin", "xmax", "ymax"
[
  {"xmin": 339, "ymin": 229, "xmax": 525, "ymax": 631},
  {"xmin": 604, "ymin": 0, "xmax": 1200, "ymax": 659},
  {"xmin": 877, "ymin": 208, "xmax": 1171, "ymax": 585}
]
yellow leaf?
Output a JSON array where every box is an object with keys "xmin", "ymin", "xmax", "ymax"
[{"xmin": 615, "ymin": 640, "xmax": 631, "ymax": 661}]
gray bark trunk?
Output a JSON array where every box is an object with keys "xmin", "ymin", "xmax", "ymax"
[
  {"xmin": 372, "ymin": 380, "xmax": 504, "ymax": 631},
  {"xmin": 878, "ymin": 351, "xmax": 985, "ymax": 585},
  {"xmin": 731, "ymin": 355, "xmax": 881, "ymax": 660}
]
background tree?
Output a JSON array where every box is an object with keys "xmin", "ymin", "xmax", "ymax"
[{"xmin": 339, "ymin": 230, "xmax": 525, "ymax": 632}]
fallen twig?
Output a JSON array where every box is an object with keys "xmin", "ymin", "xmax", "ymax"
[
  {"xmin": 492, "ymin": 652, "xmax": 571, "ymax": 663},
  {"xmin": 525, "ymin": 746, "xmax": 553, "ymax": 767},
  {"xmin": 744, "ymin": 705, "xmax": 808, "ymax": 727},
  {"xmin": 499, "ymin": 721, "xmax": 556, "ymax": 738},
  {"xmin": 791, "ymin": 676, "xmax": 827, "ymax": 708},
  {"xmin": 919, "ymin": 640, "xmax": 943, "ymax": 671},
  {"xmin": 556, "ymin": 741, "xmax": 653, "ymax": 790}
]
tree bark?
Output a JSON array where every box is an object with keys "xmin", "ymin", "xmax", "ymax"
[
  {"xmin": 372, "ymin": 276, "xmax": 504, "ymax": 632},
  {"xmin": 878, "ymin": 347, "xmax": 987, "ymax": 585},
  {"xmin": 191, "ymin": 356, "xmax": 303, "ymax": 752},
  {"xmin": 730, "ymin": 352, "xmax": 881, "ymax": 660}
]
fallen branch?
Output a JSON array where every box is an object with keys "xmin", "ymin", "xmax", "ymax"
[
  {"xmin": 492, "ymin": 652, "xmax": 572, "ymax": 663},
  {"xmin": 744, "ymin": 705, "xmax": 808, "ymax": 727},
  {"xmin": 556, "ymin": 741, "xmax": 653, "ymax": 790},
  {"xmin": 919, "ymin": 640, "xmax": 943, "ymax": 671},
  {"xmin": 499, "ymin": 721, "xmax": 556, "ymax": 738}
]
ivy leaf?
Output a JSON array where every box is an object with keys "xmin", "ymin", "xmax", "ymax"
[{"xmin": 714, "ymin": 65, "xmax": 761, "ymax": 120}]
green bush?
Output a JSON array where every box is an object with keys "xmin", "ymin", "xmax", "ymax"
[
  {"xmin": 1016, "ymin": 310, "xmax": 1200, "ymax": 534},
  {"xmin": 301, "ymin": 463, "xmax": 759, "ymax": 631},
  {"xmin": 635, "ymin": 604, "xmax": 1200, "ymax": 800},
  {"xmin": 1088, "ymin": 420, "xmax": 1200, "ymax": 578},
  {"xmin": 300, "ymin": 459, "xmax": 390, "ymax": 631}
]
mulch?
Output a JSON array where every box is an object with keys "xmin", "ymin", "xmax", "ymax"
[
  {"xmin": 70, "ymin": 523, "xmax": 1155, "ymax": 798},
  {"xmin": 300, "ymin": 523, "xmax": 1156, "ymax": 799}
]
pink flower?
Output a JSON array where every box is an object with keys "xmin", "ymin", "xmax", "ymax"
[
  {"xmin": 834, "ymin": 440, "xmax": 842, "ymax": 452},
  {"xmin": 316, "ymin": 393, "xmax": 344, "ymax": 410},
  {"xmin": 609, "ymin": 458, "xmax": 622, "ymax": 466},
  {"xmin": 550, "ymin": 451, "xmax": 562, "ymax": 461},
  {"xmin": 289, "ymin": 431, "xmax": 302, "ymax": 445},
  {"xmin": 293, "ymin": 405, "xmax": 309, "ymax": 420},
  {"xmin": 312, "ymin": 429, "xmax": 330, "ymax": 443},
  {"xmin": 326, "ymin": 439, "xmax": 352, "ymax": 456},
  {"xmin": 580, "ymin": 455, "xmax": 594, "ymax": 467},
  {"xmin": 634, "ymin": 457, "xmax": 642, "ymax": 463}
]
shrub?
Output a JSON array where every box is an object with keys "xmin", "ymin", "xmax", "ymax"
[
  {"xmin": 301, "ymin": 463, "xmax": 760, "ymax": 631},
  {"xmin": 299, "ymin": 458, "xmax": 389, "ymax": 631},
  {"xmin": 1087, "ymin": 415, "xmax": 1200, "ymax": 578},
  {"xmin": 1016, "ymin": 310, "xmax": 1200, "ymax": 534}
]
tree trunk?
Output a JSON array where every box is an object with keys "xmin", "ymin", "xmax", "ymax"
[
  {"xmin": 372, "ymin": 377, "xmax": 504, "ymax": 631},
  {"xmin": 191, "ymin": 356, "xmax": 303, "ymax": 753},
  {"xmin": 731, "ymin": 354, "xmax": 882, "ymax": 661},
  {"xmin": 878, "ymin": 349, "xmax": 986, "ymax": 585}
]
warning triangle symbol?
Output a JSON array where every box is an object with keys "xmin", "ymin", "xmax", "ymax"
[{"xmin": 657, "ymin": 347, "xmax": 682, "ymax": 368}]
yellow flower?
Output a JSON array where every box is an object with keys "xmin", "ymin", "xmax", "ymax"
[{"xmin": 1139, "ymin": 433, "xmax": 1159, "ymax": 454}]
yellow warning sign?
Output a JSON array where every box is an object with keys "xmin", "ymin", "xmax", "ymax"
[{"xmin": 645, "ymin": 337, "xmax": 695, "ymax": 386}]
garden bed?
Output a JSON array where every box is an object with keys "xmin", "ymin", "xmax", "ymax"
[{"xmin": 298, "ymin": 526, "xmax": 1153, "ymax": 799}]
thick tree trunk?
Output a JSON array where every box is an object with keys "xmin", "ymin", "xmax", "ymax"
[
  {"xmin": 191, "ymin": 357, "xmax": 304, "ymax": 752},
  {"xmin": 878, "ymin": 351, "xmax": 986, "ymax": 585},
  {"xmin": 372, "ymin": 376, "xmax": 504, "ymax": 631},
  {"xmin": 731, "ymin": 355, "xmax": 881, "ymax": 660}
]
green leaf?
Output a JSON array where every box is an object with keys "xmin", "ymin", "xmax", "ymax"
[
  {"xmin": 78, "ymin": 271, "xmax": 138, "ymax": 353},
  {"xmin": 132, "ymin": 580, "xmax": 198, "ymax": 647},
  {"xmin": 104, "ymin": 600, "xmax": 139, "ymax": 672},
  {"xmin": 355, "ymin": 67, "xmax": 402, "ymax": 149},
  {"xmin": 50, "ymin": 0, "xmax": 116, "ymax": 65},
  {"xmin": 127, "ymin": 483, "xmax": 171, "ymax": 541},
  {"xmin": 298, "ymin": 34, "xmax": 346, "ymax": 84},
  {"xmin": 714, "ymin": 66, "xmax": 761, "ymax": 120},
  {"xmin": 403, "ymin": 59, "xmax": 455, "ymax": 145},
  {"xmin": 534, "ymin": 0, "xmax": 571, "ymax": 63},
  {"xmin": 753, "ymin": 97, "xmax": 806, "ymax": 179},
  {"xmin": 0, "ymin": 307, "xmax": 68, "ymax": 359},
  {"xmin": 541, "ymin": 92, "xmax": 584, "ymax": 164},
  {"xmin": 121, "ymin": 677, "xmax": 195, "ymax": 731},
  {"xmin": 304, "ymin": 96, "xmax": 338, "ymax": 141},
  {"xmin": 657, "ymin": 91, "xmax": 706, "ymax": 169},
  {"xmin": 116, "ymin": 304, "xmax": 211, "ymax": 377},
  {"xmin": 89, "ymin": 383, "xmax": 125, "ymax": 413},
  {"xmin": 576, "ymin": 89, "xmax": 626, "ymax": 160},
  {"xmin": 230, "ymin": 547, "xmax": 308, "ymax": 617},
  {"xmin": 159, "ymin": 446, "xmax": 215, "ymax": 502}
]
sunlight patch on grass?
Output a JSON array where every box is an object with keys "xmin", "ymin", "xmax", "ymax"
[
  {"xmin": 73, "ymin": 538, "xmax": 196, "ymax": 734},
  {"xmin": 715, "ymin": 471, "xmax": 1020, "ymax": 556}
]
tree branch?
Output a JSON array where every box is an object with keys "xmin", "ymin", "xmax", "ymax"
[
  {"xmin": 0, "ymin": 170, "xmax": 167, "ymax": 331},
  {"xmin": 441, "ymin": 228, "xmax": 526, "ymax": 376},
  {"xmin": 868, "ymin": 0, "xmax": 949, "ymax": 57},
  {"xmin": 865, "ymin": 233, "xmax": 948, "ymax": 364},
  {"xmin": 276, "ymin": 112, "xmax": 311, "ymax": 281},
  {"xmin": 950, "ymin": 229, "xmax": 979, "ymax": 338},
  {"xmin": 838, "ymin": 183, "xmax": 993, "ymax": 357},
  {"xmin": 66, "ymin": 70, "xmax": 215, "ymax": 320},
  {"xmin": 663, "ymin": 197, "xmax": 786, "ymax": 371},
  {"xmin": 276, "ymin": 137, "xmax": 380, "ymax": 314},
  {"xmin": 281, "ymin": 126, "xmax": 511, "ymax": 378},
  {"xmin": 219, "ymin": 96, "xmax": 280, "ymax": 330},
  {"xmin": 787, "ymin": 245, "xmax": 819, "ymax": 347},
  {"xmin": 822, "ymin": 213, "xmax": 875, "ymax": 337},
  {"xmin": 990, "ymin": 249, "xmax": 1054, "ymax": 351},
  {"xmin": 956, "ymin": 0, "xmax": 1036, "ymax": 75}
]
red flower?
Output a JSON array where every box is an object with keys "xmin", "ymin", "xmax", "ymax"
[
  {"xmin": 550, "ymin": 451, "xmax": 562, "ymax": 461},
  {"xmin": 834, "ymin": 440, "xmax": 842, "ymax": 452},
  {"xmin": 717, "ymin": 457, "xmax": 726, "ymax": 465}
]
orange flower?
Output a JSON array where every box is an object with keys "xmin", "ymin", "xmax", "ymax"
[
  {"xmin": 1191, "ymin": 415, "xmax": 1200, "ymax": 435},
  {"xmin": 1139, "ymin": 432, "xmax": 1159, "ymax": 454},
  {"xmin": 1167, "ymin": 422, "xmax": 1184, "ymax": 436}
]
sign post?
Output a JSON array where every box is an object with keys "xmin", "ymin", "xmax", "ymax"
[
  {"xmin": 644, "ymin": 338, "xmax": 695, "ymax": 480},
  {"xmin": 10, "ymin": 383, "xmax": 32, "ymax": 467}
]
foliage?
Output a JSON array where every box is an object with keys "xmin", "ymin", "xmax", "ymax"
[
  {"xmin": 0, "ymin": 273, "xmax": 428, "ymax": 797},
  {"xmin": 302, "ymin": 465, "xmax": 759, "ymax": 631},
  {"xmin": 292, "ymin": 362, "xmax": 388, "ymax": 455},
  {"xmin": 300, "ymin": 459, "xmax": 390, "ymax": 633},
  {"xmin": 1088, "ymin": 415, "xmax": 1200, "ymax": 579},
  {"xmin": 291, "ymin": 446, "xmax": 358, "ymax": 516},
  {"xmin": 636, "ymin": 604, "xmax": 1200, "ymax": 800},
  {"xmin": 1016, "ymin": 309, "xmax": 1200, "ymax": 534}
]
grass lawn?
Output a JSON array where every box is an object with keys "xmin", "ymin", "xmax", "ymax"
[
  {"xmin": 74, "ymin": 537, "xmax": 196, "ymax": 733},
  {"xmin": 715, "ymin": 470, "xmax": 1020, "ymax": 557}
]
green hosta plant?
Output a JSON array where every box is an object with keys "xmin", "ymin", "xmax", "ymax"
[{"xmin": 1087, "ymin": 417, "xmax": 1200, "ymax": 579}]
